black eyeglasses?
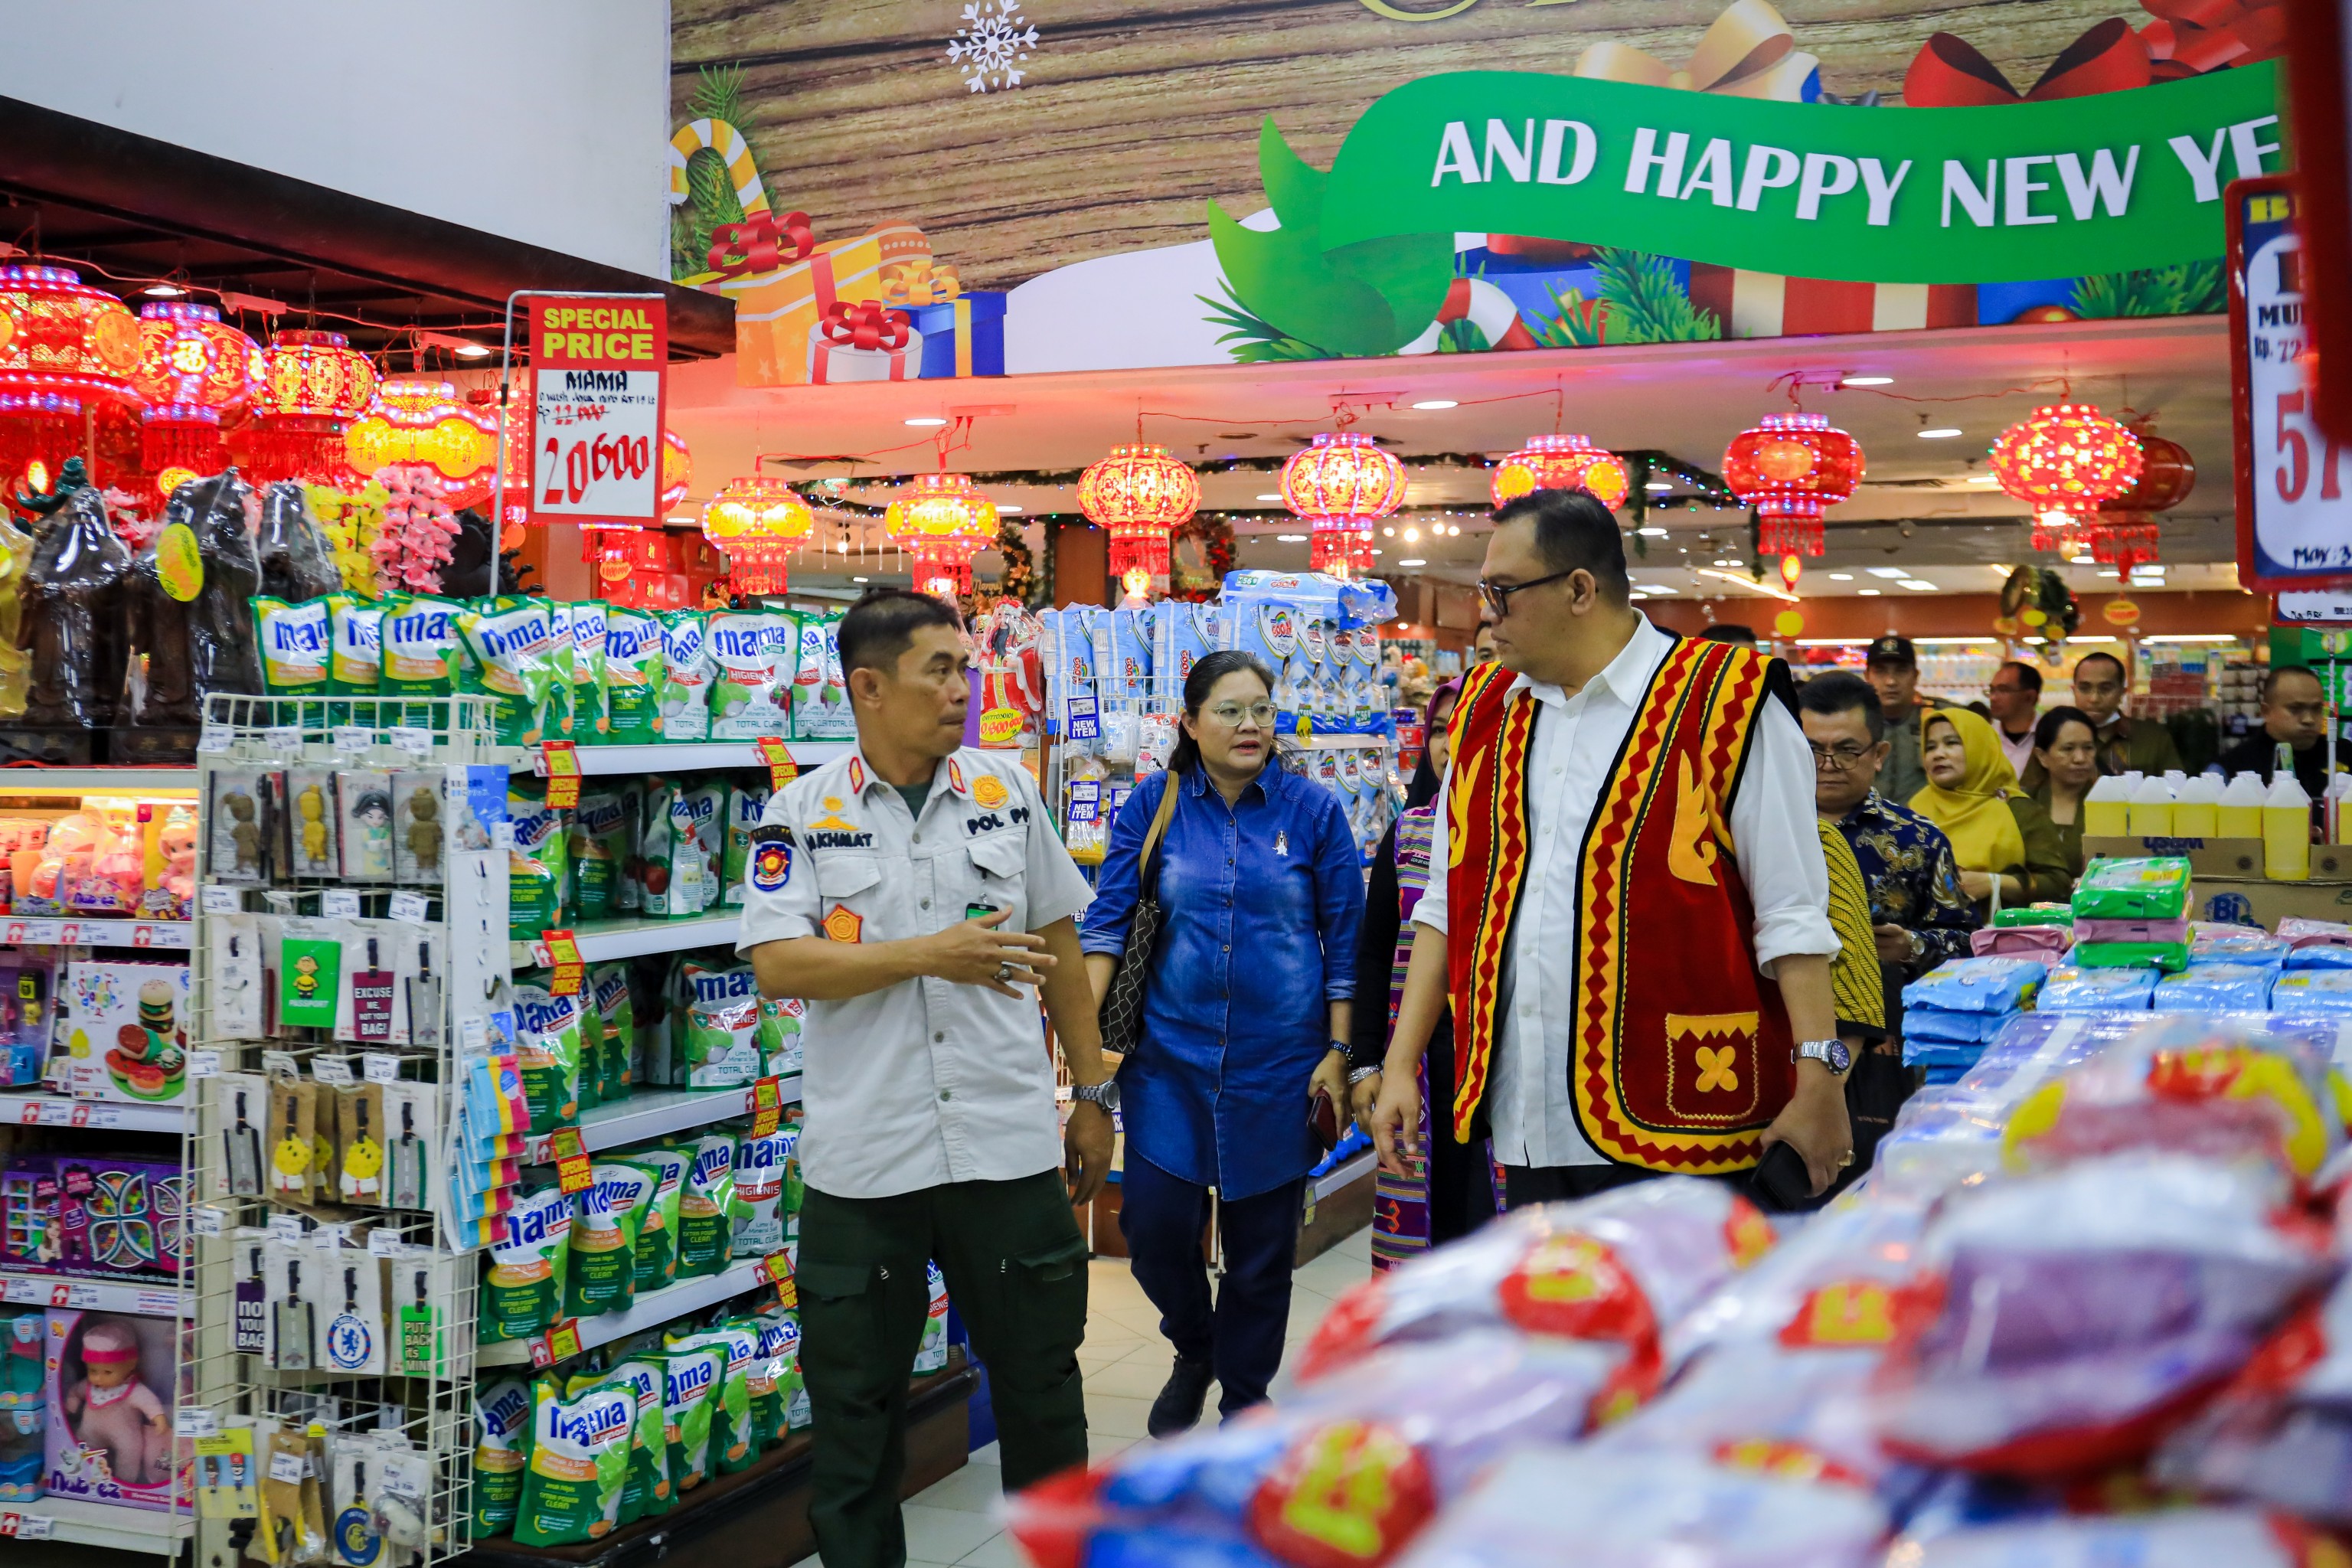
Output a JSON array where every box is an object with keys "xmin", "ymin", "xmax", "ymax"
[{"xmin": 1478, "ymin": 568, "xmax": 1579, "ymax": 622}]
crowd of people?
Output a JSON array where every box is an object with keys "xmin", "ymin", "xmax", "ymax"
[{"xmin": 724, "ymin": 507, "xmax": 2352, "ymax": 1568}]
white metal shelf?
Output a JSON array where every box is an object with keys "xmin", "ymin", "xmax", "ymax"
[
  {"xmin": 1279, "ymin": 734, "xmax": 1393, "ymax": 752},
  {"xmin": 507, "ymin": 740, "xmax": 855, "ymax": 776},
  {"xmin": 475, "ymin": 1256, "xmax": 773, "ymax": 1368},
  {"xmin": 0, "ymin": 916, "xmax": 189, "ymax": 949},
  {"xmin": 1, "ymin": 1268, "xmax": 185, "ymax": 1318},
  {"xmin": 4, "ymin": 1495, "xmax": 195, "ymax": 1550},
  {"xmin": 0, "ymin": 767, "xmax": 198, "ymax": 792},
  {"xmin": 518, "ymin": 1077, "xmax": 800, "ymax": 1165},
  {"xmin": 513, "ymin": 910, "xmax": 743, "ymax": 967},
  {"xmin": 2, "ymin": 1093, "xmax": 186, "ymax": 1134}
]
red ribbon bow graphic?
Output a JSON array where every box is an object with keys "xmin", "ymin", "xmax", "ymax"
[
  {"xmin": 817, "ymin": 301, "xmax": 911, "ymax": 353},
  {"xmin": 1903, "ymin": 2, "xmax": 2283, "ymax": 107},
  {"xmin": 707, "ymin": 208, "xmax": 815, "ymax": 279}
]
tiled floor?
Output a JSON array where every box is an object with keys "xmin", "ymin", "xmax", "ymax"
[{"xmin": 889, "ymin": 1223, "xmax": 1375, "ymax": 1568}]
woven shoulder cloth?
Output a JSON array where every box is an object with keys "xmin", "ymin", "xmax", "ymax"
[{"xmin": 1098, "ymin": 773, "xmax": 1181, "ymax": 1060}]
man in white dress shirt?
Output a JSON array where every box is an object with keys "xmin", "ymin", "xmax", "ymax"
[{"xmin": 1364, "ymin": 489, "xmax": 1851, "ymax": 1204}]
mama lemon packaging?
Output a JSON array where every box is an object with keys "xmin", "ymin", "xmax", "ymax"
[
  {"xmin": 482, "ymin": 1183, "xmax": 571, "ymax": 1343},
  {"xmin": 514, "ymin": 1377, "xmax": 632, "ymax": 1546},
  {"xmin": 459, "ymin": 596, "xmax": 559, "ymax": 746},
  {"xmin": 603, "ymin": 608, "xmax": 665, "ymax": 743},
  {"xmin": 472, "ymin": 1378, "xmax": 533, "ymax": 1537},
  {"xmin": 506, "ymin": 778, "xmax": 569, "ymax": 940},
  {"xmin": 639, "ymin": 780, "xmax": 707, "ymax": 920},
  {"xmin": 511, "ymin": 978, "xmax": 584, "ymax": 1134},
  {"xmin": 655, "ymin": 1345, "xmax": 724, "ymax": 1494},
  {"xmin": 564, "ymin": 1164, "xmax": 645, "ymax": 1321},
  {"xmin": 677, "ymin": 960, "xmax": 763, "ymax": 1088},
  {"xmin": 656, "ymin": 610, "xmax": 713, "ymax": 741},
  {"xmin": 569, "ymin": 792, "xmax": 632, "ymax": 923},
  {"xmin": 614, "ymin": 1151, "xmax": 684, "ymax": 1294},
  {"xmin": 672, "ymin": 1134, "xmax": 738, "ymax": 1279},
  {"xmin": 708, "ymin": 610, "xmax": 794, "ymax": 740},
  {"xmin": 567, "ymin": 599, "xmax": 609, "ymax": 740},
  {"xmin": 665, "ymin": 1326, "xmax": 756, "ymax": 1475},
  {"xmin": 378, "ymin": 594, "xmax": 466, "ymax": 707},
  {"xmin": 721, "ymin": 784, "xmax": 771, "ymax": 906},
  {"xmin": 253, "ymin": 596, "xmax": 332, "ymax": 697}
]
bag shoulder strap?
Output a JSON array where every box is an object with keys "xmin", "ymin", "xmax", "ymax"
[{"xmin": 1139, "ymin": 770, "xmax": 1181, "ymax": 896}]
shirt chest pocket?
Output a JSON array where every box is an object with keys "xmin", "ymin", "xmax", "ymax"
[
  {"xmin": 815, "ymin": 854, "xmax": 884, "ymax": 938},
  {"xmin": 960, "ymin": 835, "xmax": 1029, "ymax": 932}
]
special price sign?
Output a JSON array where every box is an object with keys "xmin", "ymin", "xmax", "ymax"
[
  {"xmin": 525, "ymin": 296, "xmax": 668, "ymax": 528},
  {"xmin": 2231, "ymin": 176, "xmax": 2352, "ymax": 595}
]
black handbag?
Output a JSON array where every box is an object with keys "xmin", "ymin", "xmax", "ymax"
[{"xmin": 1097, "ymin": 776, "xmax": 1181, "ymax": 1060}]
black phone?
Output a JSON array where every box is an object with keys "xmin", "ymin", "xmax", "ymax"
[{"xmin": 1745, "ymin": 1142, "xmax": 1814, "ymax": 1213}]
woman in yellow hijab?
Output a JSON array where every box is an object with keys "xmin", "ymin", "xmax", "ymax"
[{"xmin": 1911, "ymin": 707, "xmax": 2075, "ymax": 912}]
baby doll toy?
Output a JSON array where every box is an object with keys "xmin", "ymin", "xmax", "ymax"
[{"xmin": 62, "ymin": 1320, "xmax": 167, "ymax": 1490}]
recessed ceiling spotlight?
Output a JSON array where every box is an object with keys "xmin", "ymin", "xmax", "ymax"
[
  {"xmin": 1966, "ymin": 475, "xmax": 1999, "ymax": 485},
  {"xmin": 996, "ymin": 505, "xmax": 1024, "ymax": 514},
  {"xmin": 1918, "ymin": 426, "xmax": 1963, "ymax": 439},
  {"xmin": 904, "ymin": 416, "xmax": 949, "ymax": 426},
  {"xmin": 1901, "ymin": 580, "xmax": 1936, "ymax": 590},
  {"xmin": 1404, "ymin": 527, "xmax": 1421, "ymax": 542},
  {"xmin": 1636, "ymin": 526, "xmax": 1668, "ymax": 537},
  {"xmin": 1276, "ymin": 534, "xmax": 1307, "ymax": 542},
  {"xmin": 1410, "ymin": 399, "xmax": 1458, "ymax": 410},
  {"xmin": 1645, "ymin": 480, "xmax": 1673, "ymax": 492},
  {"xmin": 1858, "ymin": 588, "xmax": 1881, "ymax": 596},
  {"xmin": 1398, "ymin": 558, "xmax": 1427, "ymax": 567},
  {"xmin": 2069, "ymin": 554, "xmax": 2096, "ymax": 565},
  {"xmin": 1841, "ymin": 375, "xmax": 1893, "ymax": 387},
  {"xmin": 1867, "ymin": 567, "xmax": 1908, "ymax": 578},
  {"xmin": 1256, "ymin": 493, "xmax": 1282, "ymax": 501},
  {"xmin": 142, "ymin": 282, "xmax": 185, "ymax": 298},
  {"xmin": 454, "ymin": 342, "xmax": 491, "ymax": 358},
  {"xmin": 1829, "ymin": 572, "xmax": 1854, "ymax": 580},
  {"xmin": 851, "ymin": 576, "xmax": 870, "ymax": 583}
]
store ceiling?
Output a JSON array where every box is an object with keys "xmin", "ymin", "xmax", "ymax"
[{"xmin": 666, "ymin": 312, "xmax": 2238, "ymax": 596}]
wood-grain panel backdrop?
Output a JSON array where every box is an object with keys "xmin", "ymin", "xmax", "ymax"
[{"xmin": 669, "ymin": 1, "xmax": 2132, "ymax": 287}]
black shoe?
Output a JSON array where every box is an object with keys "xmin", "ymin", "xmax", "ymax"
[{"xmin": 1147, "ymin": 1354, "xmax": 1214, "ymax": 1438}]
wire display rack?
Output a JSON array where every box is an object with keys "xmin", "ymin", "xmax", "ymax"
[{"xmin": 181, "ymin": 694, "xmax": 508, "ymax": 1568}]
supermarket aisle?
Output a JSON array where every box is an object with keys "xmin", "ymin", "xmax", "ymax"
[{"xmin": 890, "ymin": 1225, "xmax": 1374, "ymax": 1568}]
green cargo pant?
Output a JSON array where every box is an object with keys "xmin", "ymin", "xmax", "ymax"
[{"xmin": 797, "ymin": 1168, "xmax": 1090, "ymax": 1568}]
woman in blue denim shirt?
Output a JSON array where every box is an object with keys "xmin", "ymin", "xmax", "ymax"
[{"xmin": 1084, "ymin": 650, "xmax": 1364, "ymax": 1436}]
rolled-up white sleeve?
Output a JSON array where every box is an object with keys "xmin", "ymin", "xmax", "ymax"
[
  {"xmin": 1414, "ymin": 776, "xmax": 1450, "ymax": 937},
  {"xmin": 736, "ymin": 782, "xmax": 821, "ymax": 950},
  {"xmin": 1733, "ymin": 696, "xmax": 1838, "ymax": 971}
]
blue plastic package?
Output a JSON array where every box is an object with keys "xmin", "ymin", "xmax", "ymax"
[
  {"xmin": 2187, "ymin": 926, "xmax": 2290, "ymax": 969},
  {"xmin": 2283, "ymin": 943, "xmax": 2352, "ymax": 970},
  {"xmin": 1154, "ymin": 603, "xmax": 1210, "ymax": 704},
  {"xmin": 2267, "ymin": 969, "xmax": 2352, "ymax": 1016},
  {"xmin": 1903, "ymin": 1007, "xmax": 2008, "ymax": 1046},
  {"xmin": 2036, "ymin": 964, "xmax": 2158, "ymax": 1012},
  {"xmin": 2151, "ymin": 962, "xmax": 2276, "ymax": 1012},
  {"xmin": 1900, "ymin": 956, "xmax": 2047, "ymax": 1014},
  {"xmin": 1221, "ymin": 569, "xmax": 1398, "ymax": 629}
]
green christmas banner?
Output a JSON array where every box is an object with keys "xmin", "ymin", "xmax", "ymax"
[{"xmin": 1315, "ymin": 60, "xmax": 2283, "ymax": 286}]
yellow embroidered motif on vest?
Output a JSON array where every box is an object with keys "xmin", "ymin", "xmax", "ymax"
[
  {"xmin": 1664, "ymin": 1011, "xmax": 1762, "ymax": 1122},
  {"xmin": 1666, "ymin": 753, "xmax": 1720, "ymax": 886},
  {"xmin": 1446, "ymin": 744, "xmax": 1485, "ymax": 870}
]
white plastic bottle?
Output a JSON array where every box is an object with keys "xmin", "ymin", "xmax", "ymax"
[
  {"xmin": 2219, "ymin": 771, "xmax": 2267, "ymax": 838},
  {"xmin": 2332, "ymin": 774, "xmax": 2352, "ymax": 845},
  {"xmin": 2128, "ymin": 774, "xmax": 2175, "ymax": 838},
  {"xmin": 2265, "ymin": 767, "xmax": 2313, "ymax": 881},
  {"xmin": 2173, "ymin": 773, "xmax": 2221, "ymax": 838},
  {"xmin": 2082, "ymin": 773, "xmax": 2132, "ymax": 838}
]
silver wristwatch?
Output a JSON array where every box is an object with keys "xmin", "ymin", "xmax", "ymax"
[
  {"xmin": 1794, "ymin": 1038, "xmax": 1853, "ymax": 1074},
  {"xmin": 1071, "ymin": 1079, "xmax": 1120, "ymax": 1112}
]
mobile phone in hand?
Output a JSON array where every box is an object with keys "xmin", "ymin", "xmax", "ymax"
[{"xmin": 1745, "ymin": 1142, "xmax": 1814, "ymax": 1212}]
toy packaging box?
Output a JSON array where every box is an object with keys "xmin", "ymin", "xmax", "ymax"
[
  {"xmin": 57, "ymin": 962, "xmax": 188, "ymax": 1106},
  {"xmin": 0, "ymin": 1157, "xmax": 185, "ymax": 1280},
  {"xmin": 43, "ymin": 1309, "xmax": 186, "ymax": 1512}
]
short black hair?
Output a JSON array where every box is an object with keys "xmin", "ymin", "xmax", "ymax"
[
  {"xmin": 1996, "ymin": 660, "xmax": 2043, "ymax": 696},
  {"xmin": 2072, "ymin": 649, "xmax": 2128, "ymax": 684},
  {"xmin": 837, "ymin": 587, "xmax": 961, "ymax": 676},
  {"xmin": 1491, "ymin": 488, "xmax": 1628, "ymax": 603},
  {"xmin": 1699, "ymin": 624, "xmax": 1757, "ymax": 647},
  {"xmin": 2033, "ymin": 704, "xmax": 2095, "ymax": 750},
  {"xmin": 1798, "ymin": 670, "xmax": 1884, "ymax": 743},
  {"xmin": 2262, "ymin": 664, "xmax": 2324, "ymax": 704}
]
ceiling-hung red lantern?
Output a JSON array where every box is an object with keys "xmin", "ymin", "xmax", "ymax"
[
  {"xmin": 1991, "ymin": 401, "xmax": 2144, "ymax": 557},
  {"xmin": 886, "ymin": 472, "xmax": 998, "ymax": 599},
  {"xmin": 2084, "ymin": 426, "xmax": 2194, "ymax": 577},
  {"xmin": 0, "ymin": 265, "xmax": 142, "ymax": 491},
  {"xmin": 239, "ymin": 329, "xmax": 377, "ymax": 484},
  {"xmin": 701, "ymin": 476, "xmax": 815, "ymax": 599},
  {"xmin": 1720, "ymin": 412, "xmax": 1865, "ymax": 558},
  {"xmin": 1079, "ymin": 443, "xmax": 1197, "ymax": 593},
  {"xmin": 1490, "ymin": 433, "xmax": 1631, "ymax": 512},
  {"xmin": 1281, "ymin": 433, "xmax": 1404, "ymax": 577},
  {"xmin": 132, "ymin": 302, "xmax": 263, "ymax": 478},
  {"xmin": 345, "ymin": 379, "xmax": 500, "ymax": 508}
]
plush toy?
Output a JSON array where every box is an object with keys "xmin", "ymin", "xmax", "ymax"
[
  {"xmin": 62, "ymin": 1320, "xmax": 166, "ymax": 1488},
  {"xmin": 404, "ymin": 789, "xmax": 440, "ymax": 876},
  {"xmin": 155, "ymin": 814, "xmax": 197, "ymax": 916}
]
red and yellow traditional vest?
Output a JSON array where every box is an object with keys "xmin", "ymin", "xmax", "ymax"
[{"xmin": 1442, "ymin": 638, "xmax": 1792, "ymax": 1173}]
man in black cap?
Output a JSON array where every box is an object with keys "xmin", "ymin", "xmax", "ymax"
[{"xmin": 1864, "ymin": 635, "xmax": 1945, "ymax": 805}]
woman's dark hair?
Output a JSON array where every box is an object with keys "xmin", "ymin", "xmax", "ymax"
[
  {"xmin": 1166, "ymin": 649, "xmax": 1276, "ymax": 776},
  {"xmin": 2034, "ymin": 704, "xmax": 2096, "ymax": 751},
  {"xmin": 1406, "ymin": 678, "xmax": 1462, "ymax": 811}
]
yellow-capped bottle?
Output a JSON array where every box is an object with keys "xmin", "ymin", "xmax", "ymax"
[
  {"xmin": 2173, "ymin": 773, "xmax": 2221, "ymax": 838},
  {"xmin": 2082, "ymin": 773, "xmax": 2132, "ymax": 838},
  {"xmin": 2219, "ymin": 770, "xmax": 2267, "ymax": 838},
  {"xmin": 2265, "ymin": 748, "xmax": 2312, "ymax": 881},
  {"xmin": 2128, "ymin": 774, "xmax": 2174, "ymax": 838}
]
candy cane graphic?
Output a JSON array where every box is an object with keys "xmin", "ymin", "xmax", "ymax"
[
  {"xmin": 668, "ymin": 117, "xmax": 773, "ymax": 218},
  {"xmin": 1398, "ymin": 276, "xmax": 1540, "ymax": 355}
]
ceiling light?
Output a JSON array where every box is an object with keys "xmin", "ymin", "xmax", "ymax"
[
  {"xmin": 1713, "ymin": 557, "xmax": 1738, "ymax": 566},
  {"xmin": 1645, "ymin": 480, "xmax": 1673, "ymax": 492},
  {"xmin": 1918, "ymin": 426, "xmax": 1963, "ymax": 439},
  {"xmin": 2069, "ymin": 554, "xmax": 2096, "ymax": 564},
  {"xmin": 1382, "ymin": 527, "xmax": 1395, "ymax": 536},
  {"xmin": 1901, "ymin": 579, "xmax": 1937, "ymax": 590},
  {"xmin": 142, "ymin": 282, "xmax": 185, "ymax": 298},
  {"xmin": 1404, "ymin": 527, "xmax": 1421, "ymax": 541},
  {"xmin": 1828, "ymin": 572, "xmax": 1854, "ymax": 580},
  {"xmin": 904, "ymin": 416, "xmax": 949, "ymax": 426},
  {"xmin": 1867, "ymin": 567, "xmax": 1908, "ymax": 578},
  {"xmin": 1276, "ymin": 533, "xmax": 1307, "ymax": 542},
  {"xmin": 1398, "ymin": 557, "xmax": 1428, "ymax": 566},
  {"xmin": 1637, "ymin": 526, "xmax": 1668, "ymax": 537},
  {"xmin": 1841, "ymin": 375, "xmax": 1894, "ymax": 387},
  {"xmin": 1967, "ymin": 475, "xmax": 1998, "ymax": 485},
  {"xmin": 453, "ymin": 341, "xmax": 491, "ymax": 358},
  {"xmin": 996, "ymin": 504, "xmax": 1024, "ymax": 514},
  {"xmin": 1256, "ymin": 493, "xmax": 1282, "ymax": 501},
  {"xmin": 1410, "ymin": 399, "xmax": 1458, "ymax": 410},
  {"xmin": 851, "ymin": 576, "xmax": 870, "ymax": 583},
  {"xmin": 1859, "ymin": 588, "xmax": 1881, "ymax": 596},
  {"xmin": 1628, "ymin": 591, "xmax": 1648, "ymax": 600},
  {"xmin": 1446, "ymin": 524, "xmax": 1461, "ymax": 536}
]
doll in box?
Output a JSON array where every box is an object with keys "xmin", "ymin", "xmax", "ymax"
[
  {"xmin": 51, "ymin": 1315, "xmax": 169, "ymax": 1498},
  {"xmin": 139, "ymin": 807, "xmax": 197, "ymax": 921}
]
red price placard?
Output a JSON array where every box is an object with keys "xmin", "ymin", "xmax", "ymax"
[
  {"xmin": 760, "ymin": 1251, "xmax": 797, "ymax": 1311},
  {"xmin": 541, "ymin": 740, "xmax": 582, "ymax": 811},
  {"xmin": 524, "ymin": 296, "xmax": 668, "ymax": 528},
  {"xmin": 754, "ymin": 737, "xmax": 799, "ymax": 792},
  {"xmin": 548, "ymin": 1126, "xmax": 593, "ymax": 1194},
  {"xmin": 748, "ymin": 1076, "xmax": 783, "ymax": 1139},
  {"xmin": 543, "ymin": 930, "xmax": 585, "ymax": 996}
]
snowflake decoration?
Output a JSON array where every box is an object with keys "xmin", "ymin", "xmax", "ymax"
[{"xmin": 947, "ymin": 0, "xmax": 1039, "ymax": 93}]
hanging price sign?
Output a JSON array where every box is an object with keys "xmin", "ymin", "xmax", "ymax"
[
  {"xmin": 753, "ymin": 737, "xmax": 799, "ymax": 792},
  {"xmin": 541, "ymin": 740, "xmax": 582, "ymax": 811},
  {"xmin": 760, "ymin": 1251, "xmax": 797, "ymax": 1312},
  {"xmin": 748, "ymin": 1076, "xmax": 784, "ymax": 1138},
  {"xmin": 542, "ymin": 929, "xmax": 585, "ymax": 996},
  {"xmin": 524, "ymin": 296, "xmax": 668, "ymax": 528},
  {"xmin": 547, "ymin": 1127, "xmax": 594, "ymax": 1194},
  {"xmin": 2232, "ymin": 175, "xmax": 2352, "ymax": 591}
]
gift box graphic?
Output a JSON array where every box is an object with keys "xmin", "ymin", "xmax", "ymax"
[
  {"xmin": 1686, "ymin": 264, "xmax": 1980, "ymax": 336},
  {"xmin": 908, "ymin": 292, "xmax": 1007, "ymax": 379},
  {"xmin": 717, "ymin": 219, "xmax": 933, "ymax": 387},
  {"xmin": 806, "ymin": 301, "xmax": 915, "ymax": 384}
]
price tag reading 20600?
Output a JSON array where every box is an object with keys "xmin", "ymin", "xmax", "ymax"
[{"xmin": 524, "ymin": 296, "xmax": 668, "ymax": 528}]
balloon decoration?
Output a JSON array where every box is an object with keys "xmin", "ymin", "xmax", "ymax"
[
  {"xmin": 1991, "ymin": 402, "xmax": 2144, "ymax": 558},
  {"xmin": 1490, "ymin": 433, "xmax": 1631, "ymax": 512},
  {"xmin": 239, "ymin": 329, "xmax": 378, "ymax": 485},
  {"xmin": 885, "ymin": 472, "xmax": 999, "ymax": 599},
  {"xmin": 1281, "ymin": 433, "xmax": 1404, "ymax": 577},
  {"xmin": 1079, "ymin": 443, "xmax": 1198, "ymax": 590},
  {"xmin": 0, "ymin": 266, "xmax": 142, "ymax": 492},
  {"xmin": 700, "ymin": 476, "xmax": 815, "ymax": 598},
  {"xmin": 1720, "ymin": 412, "xmax": 1864, "ymax": 557},
  {"xmin": 132, "ymin": 302, "xmax": 263, "ymax": 479}
]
